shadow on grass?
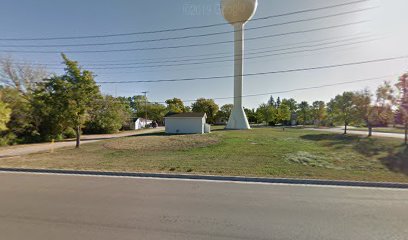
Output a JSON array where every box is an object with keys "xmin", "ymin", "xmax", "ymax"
[
  {"xmin": 301, "ymin": 133, "xmax": 408, "ymax": 175},
  {"xmin": 380, "ymin": 146, "xmax": 408, "ymax": 175}
]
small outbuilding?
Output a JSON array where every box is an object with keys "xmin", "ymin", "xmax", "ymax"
[
  {"xmin": 131, "ymin": 118, "xmax": 153, "ymax": 130},
  {"xmin": 164, "ymin": 112, "xmax": 210, "ymax": 134}
]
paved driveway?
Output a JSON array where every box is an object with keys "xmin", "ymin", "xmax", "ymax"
[
  {"xmin": 312, "ymin": 127, "xmax": 406, "ymax": 139},
  {"xmin": 0, "ymin": 128, "xmax": 164, "ymax": 158}
]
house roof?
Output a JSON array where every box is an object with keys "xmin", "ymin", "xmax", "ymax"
[{"xmin": 165, "ymin": 112, "xmax": 206, "ymax": 118}]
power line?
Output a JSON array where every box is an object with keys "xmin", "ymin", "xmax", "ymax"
[
  {"xmin": 13, "ymin": 33, "xmax": 373, "ymax": 66},
  {"xmin": 0, "ymin": 8, "xmax": 374, "ymax": 48},
  {"xmin": 95, "ymin": 74, "xmax": 396, "ymax": 103},
  {"xmin": 96, "ymin": 55, "xmax": 408, "ymax": 84},
  {"xmin": 151, "ymin": 75, "xmax": 397, "ymax": 103},
  {"xmin": 0, "ymin": 0, "xmax": 370, "ymax": 41},
  {"xmin": 85, "ymin": 38, "xmax": 380, "ymax": 70},
  {"xmin": 0, "ymin": 21, "xmax": 368, "ymax": 54},
  {"xmin": 21, "ymin": 35, "xmax": 377, "ymax": 69}
]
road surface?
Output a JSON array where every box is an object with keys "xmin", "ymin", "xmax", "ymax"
[
  {"xmin": 0, "ymin": 127, "xmax": 163, "ymax": 158},
  {"xmin": 312, "ymin": 127, "xmax": 405, "ymax": 139},
  {"xmin": 0, "ymin": 172, "xmax": 407, "ymax": 240}
]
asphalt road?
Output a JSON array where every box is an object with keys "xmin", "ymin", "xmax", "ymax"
[
  {"xmin": 1, "ymin": 173, "xmax": 407, "ymax": 240},
  {"xmin": 0, "ymin": 127, "xmax": 163, "ymax": 158}
]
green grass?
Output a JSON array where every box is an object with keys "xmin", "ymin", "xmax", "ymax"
[{"xmin": 1, "ymin": 127, "xmax": 407, "ymax": 182}]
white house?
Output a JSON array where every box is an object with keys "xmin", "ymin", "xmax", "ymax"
[
  {"xmin": 131, "ymin": 118, "xmax": 153, "ymax": 130},
  {"xmin": 164, "ymin": 112, "xmax": 210, "ymax": 134}
]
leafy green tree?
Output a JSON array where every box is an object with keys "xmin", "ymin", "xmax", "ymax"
[
  {"xmin": 165, "ymin": 98, "xmax": 186, "ymax": 113},
  {"xmin": 0, "ymin": 87, "xmax": 38, "ymax": 143},
  {"xmin": 281, "ymin": 98, "xmax": 298, "ymax": 112},
  {"xmin": 34, "ymin": 54, "xmax": 101, "ymax": 147},
  {"xmin": 276, "ymin": 103, "xmax": 291, "ymax": 124},
  {"xmin": 137, "ymin": 102, "xmax": 167, "ymax": 123},
  {"xmin": 215, "ymin": 104, "xmax": 233, "ymax": 123},
  {"xmin": 244, "ymin": 108, "xmax": 258, "ymax": 123},
  {"xmin": 396, "ymin": 73, "xmax": 408, "ymax": 144},
  {"xmin": 121, "ymin": 95, "xmax": 147, "ymax": 114},
  {"xmin": 353, "ymin": 89, "xmax": 377, "ymax": 137},
  {"xmin": 0, "ymin": 98, "xmax": 11, "ymax": 131},
  {"xmin": 31, "ymin": 77, "xmax": 70, "ymax": 141},
  {"xmin": 297, "ymin": 101, "xmax": 311, "ymax": 125},
  {"xmin": 282, "ymin": 98, "xmax": 298, "ymax": 125},
  {"xmin": 375, "ymin": 81, "xmax": 396, "ymax": 126},
  {"xmin": 62, "ymin": 54, "xmax": 100, "ymax": 147},
  {"xmin": 311, "ymin": 101, "xmax": 326, "ymax": 126},
  {"xmin": 191, "ymin": 98, "xmax": 219, "ymax": 124},
  {"xmin": 84, "ymin": 96, "xmax": 131, "ymax": 134},
  {"xmin": 327, "ymin": 92, "xmax": 359, "ymax": 134},
  {"xmin": 256, "ymin": 103, "xmax": 276, "ymax": 126}
]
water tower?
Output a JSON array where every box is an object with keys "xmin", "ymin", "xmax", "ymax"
[{"xmin": 221, "ymin": 0, "xmax": 258, "ymax": 130}]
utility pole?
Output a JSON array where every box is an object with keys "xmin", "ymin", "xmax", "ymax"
[{"xmin": 142, "ymin": 91, "xmax": 149, "ymax": 127}]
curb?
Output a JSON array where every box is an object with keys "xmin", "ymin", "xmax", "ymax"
[{"xmin": 1, "ymin": 168, "xmax": 408, "ymax": 189}]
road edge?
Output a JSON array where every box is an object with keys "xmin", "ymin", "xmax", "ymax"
[{"xmin": 1, "ymin": 168, "xmax": 408, "ymax": 189}]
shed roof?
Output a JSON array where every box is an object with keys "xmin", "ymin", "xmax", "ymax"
[{"xmin": 165, "ymin": 112, "xmax": 206, "ymax": 118}]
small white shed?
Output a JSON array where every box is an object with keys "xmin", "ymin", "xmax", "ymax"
[
  {"xmin": 165, "ymin": 112, "xmax": 210, "ymax": 134},
  {"xmin": 132, "ymin": 118, "xmax": 153, "ymax": 130}
]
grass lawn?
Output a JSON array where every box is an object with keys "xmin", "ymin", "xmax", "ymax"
[{"xmin": 0, "ymin": 127, "xmax": 407, "ymax": 182}]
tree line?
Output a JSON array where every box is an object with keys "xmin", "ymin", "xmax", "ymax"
[{"xmin": 1, "ymin": 55, "xmax": 408, "ymax": 146}]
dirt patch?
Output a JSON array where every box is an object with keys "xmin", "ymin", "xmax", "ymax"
[{"xmin": 103, "ymin": 134, "xmax": 220, "ymax": 152}]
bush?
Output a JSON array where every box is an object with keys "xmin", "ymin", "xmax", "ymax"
[{"xmin": 63, "ymin": 127, "xmax": 77, "ymax": 139}]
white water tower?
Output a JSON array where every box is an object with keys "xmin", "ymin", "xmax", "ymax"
[{"xmin": 221, "ymin": 0, "xmax": 258, "ymax": 130}]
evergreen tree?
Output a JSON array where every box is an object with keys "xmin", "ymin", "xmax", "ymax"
[
  {"xmin": 267, "ymin": 96, "xmax": 276, "ymax": 107},
  {"xmin": 276, "ymin": 97, "xmax": 281, "ymax": 108}
]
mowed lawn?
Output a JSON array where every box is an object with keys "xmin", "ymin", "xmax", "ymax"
[{"xmin": 1, "ymin": 127, "xmax": 407, "ymax": 182}]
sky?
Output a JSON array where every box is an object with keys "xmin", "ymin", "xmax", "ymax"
[{"xmin": 0, "ymin": 0, "xmax": 408, "ymax": 108}]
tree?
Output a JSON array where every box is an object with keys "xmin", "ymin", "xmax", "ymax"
[
  {"xmin": 353, "ymin": 89, "xmax": 376, "ymax": 136},
  {"xmin": 276, "ymin": 103, "xmax": 291, "ymax": 125},
  {"xmin": 311, "ymin": 101, "xmax": 326, "ymax": 127},
  {"xmin": 244, "ymin": 108, "xmax": 258, "ymax": 123},
  {"xmin": 84, "ymin": 96, "xmax": 131, "ymax": 134},
  {"xmin": 256, "ymin": 103, "xmax": 276, "ymax": 126},
  {"xmin": 0, "ymin": 99, "xmax": 11, "ymax": 131},
  {"xmin": 0, "ymin": 56, "xmax": 48, "ymax": 94},
  {"xmin": 281, "ymin": 98, "xmax": 298, "ymax": 112},
  {"xmin": 327, "ymin": 92, "xmax": 359, "ymax": 134},
  {"xmin": 138, "ymin": 103, "xmax": 167, "ymax": 124},
  {"xmin": 215, "ymin": 104, "xmax": 233, "ymax": 124},
  {"xmin": 0, "ymin": 87, "xmax": 38, "ymax": 143},
  {"xmin": 375, "ymin": 81, "xmax": 396, "ymax": 126},
  {"xmin": 276, "ymin": 97, "xmax": 281, "ymax": 108},
  {"xmin": 282, "ymin": 98, "xmax": 298, "ymax": 125},
  {"xmin": 396, "ymin": 73, "xmax": 408, "ymax": 145},
  {"xmin": 267, "ymin": 96, "xmax": 276, "ymax": 107},
  {"xmin": 165, "ymin": 98, "xmax": 186, "ymax": 113},
  {"xmin": 35, "ymin": 54, "xmax": 101, "ymax": 148},
  {"xmin": 297, "ymin": 101, "xmax": 311, "ymax": 125},
  {"xmin": 191, "ymin": 98, "xmax": 219, "ymax": 124}
]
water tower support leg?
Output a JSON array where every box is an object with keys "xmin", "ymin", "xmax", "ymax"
[{"xmin": 226, "ymin": 24, "xmax": 251, "ymax": 130}]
